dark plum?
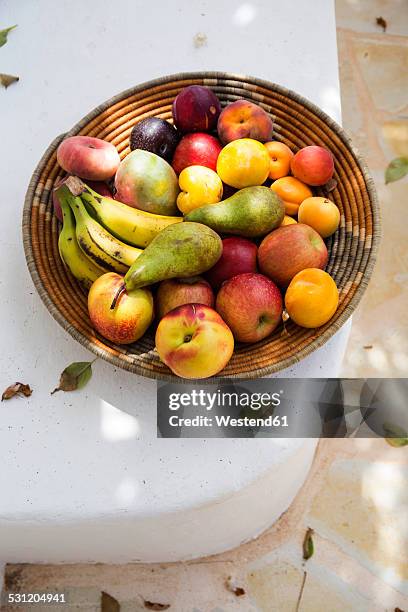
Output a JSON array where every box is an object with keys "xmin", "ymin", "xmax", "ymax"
[{"xmin": 129, "ymin": 117, "xmax": 180, "ymax": 162}]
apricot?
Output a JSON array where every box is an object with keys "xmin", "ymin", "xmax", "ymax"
[
  {"xmin": 298, "ymin": 196, "xmax": 340, "ymax": 238},
  {"xmin": 216, "ymin": 138, "xmax": 270, "ymax": 189},
  {"xmin": 270, "ymin": 176, "xmax": 312, "ymax": 216},
  {"xmin": 285, "ymin": 268, "xmax": 339, "ymax": 328},
  {"xmin": 217, "ymin": 100, "xmax": 273, "ymax": 145},
  {"xmin": 280, "ymin": 215, "xmax": 297, "ymax": 226},
  {"xmin": 291, "ymin": 145, "xmax": 334, "ymax": 186},
  {"xmin": 265, "ymin": 141, "xmax": 294, "ymax": 180}
]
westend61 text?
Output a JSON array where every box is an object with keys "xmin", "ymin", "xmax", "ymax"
[{"xmin": 168, "ymin": 414, "xmax": 289, "ymax": 427}]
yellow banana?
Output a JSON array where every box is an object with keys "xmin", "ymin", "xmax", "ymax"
[
  {"xmin": 57, "ymin": 192, "xmax": 108, "ymax": 290},
  {"xmin": 64, "ymin": 176, "xmax": 182, "ymax": 248},
  {"xmin": 66, "ymin": 195, "xmax": 143, "ymax": 274}
]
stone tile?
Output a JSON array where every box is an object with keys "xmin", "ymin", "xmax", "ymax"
[
  {"xmin": 247, "ymin": 556, "xmax": 373, "ymax": 611},
  {"xmin": 307, "ymin": 459, "xmax": 408, "ymax": 589},
  {"xmin": 353, "ymin": 38, "xmax": 408, "ymax": 115},
  {"xmin": 341, "ymin": 178, "xmax": 408, "ymax": 377},
  {"xmin": 336, "ymin": 0, "xmax": 408, "ymax": 37}
]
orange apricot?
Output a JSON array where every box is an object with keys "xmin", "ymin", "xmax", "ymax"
[
  {"xmin": 270, "ymin": 176, "xmax": 312, "ymax": 216},
  {"xmin": 298, "ymin": 196, "xmax": 340, "ymax": 238},
  {"xmin": 280, "ymin": 215, "xmax": 297, "ymax": 226},
  {"xmin": 285, "ymin": 268, "xmax": 339, "ymax": 328},
  {"xmin": 264, "ymin": 141, "xmax": 294, "ymax": 180}
]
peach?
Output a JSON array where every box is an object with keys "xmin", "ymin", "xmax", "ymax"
[
  {"xmin": 155, "ymin": 304, "xmax": 234, "ymax": 379},
  {"xmin": 265, "ymin": 141, "xmax": 294, "ymax": 180},
  {"xmin": 177, "ymin": 165, "xmax": 223, "ymax": 214},
  {"xmin": 270, "ymin": 176, "xmax": 313, "ymax": 216},
  {"xmin": 285, "ymin": 268, "xmax": 339, "ymax": 328},
  {"xmin": 216, "ymin": 139, "xmax": 270, "ymax": 189},
  {"xmin": 298, "ymin": 196, "xmax": 340, "ymax": 238},
  {"xmin": 217, "ymin": 100, "xmax": 273, "ymax": 145},
  {"xmin": 156, "ymin": 277, "xmax": 214, "ymax": 319},
  {"xmin": 258, "ymin": 224, "xmax": 328, "ymax": 287},
  {"xmin": 57, "ymin": 136, "xmax": 120, "ymax": 181},
  {"xmin": 291, "ymin": 145, "xmax": 334, "ymax": 186},
  {"xmin": 88, "ymin": 272, "xmax": 153, "ymax": 344}
]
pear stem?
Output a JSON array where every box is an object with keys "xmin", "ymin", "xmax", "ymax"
[{"xmin": 110, "ymin": 283, "xmax": 126, "ymax": 310}]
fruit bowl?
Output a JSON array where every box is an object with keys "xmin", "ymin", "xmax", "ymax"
[{"xmin": 23, "ymin": 72, "xmax": 380, "ymax": 380}]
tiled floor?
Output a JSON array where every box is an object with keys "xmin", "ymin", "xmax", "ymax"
[
  {"xmin": 337, "ymin": 0, "xmax": 408, "ymax": 377},
  {"xmin": 2, "ymin": 2, "xmax": 408, "ymax": 610}
]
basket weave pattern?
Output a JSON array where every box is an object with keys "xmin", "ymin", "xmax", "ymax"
[{"xmin": 23, "ymin": 72, "xmax": 380, "ymax": 380}]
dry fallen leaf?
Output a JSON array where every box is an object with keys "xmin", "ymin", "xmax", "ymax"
[
  {"xmin": 376, "ymin": 16, "xmax": 387, "ymax": 32},
  {"xmin": 144, "ymin": 601, "xmax": 170, "ymax": 610},
  {"xmin": 2, "ymin": 382, "xmax": 32, "ymax": 401},
  {"xmin": 193, "ymin": 32, "xmax": 207, "ymax": 48},
  {"xmin": 225, "ymin": 576, "xmax": 246, "ymax": 597},
  {"xmin": 363, "ymin": 345, "xmax": 373, "ymax": 350},
  {"xmin": 302, "ymin": 528, "xmax": 314, "ymax": 560},
  {"xmin": 101, "ymin": 591, "xmax": 120, "ymax": 612},
  {"xmin": 51, "ymin": 359, "xmax": 96, "ymax": 395},
  {"xmin": 0, "ymin": 74, "xmax": 19, "ymax": 89}
]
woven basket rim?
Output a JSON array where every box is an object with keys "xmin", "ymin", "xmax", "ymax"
[{"xmin": 22, "ymin": 71, "xmax": 381, "ymax": 380}]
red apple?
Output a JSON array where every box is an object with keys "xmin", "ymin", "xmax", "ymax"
[
  {"xmin": 216, "ymin": 273, "xmax": 283, "ymax": 343},
  {"xmin": 258, "ymin": 224, "xmax": 328, "ymax": 287},
  {"xmin": 57, "ymin": 136, "xmax": 120, "ymax": 181},
  {"xmin": 205, "ymin": 237, "xmax": 258, "ymax": 290},
  {"xmin": 172, "ymin": 85, "xmax": 221, "ymax": 133},
  {"xmin": 172, "ymin": 133, "xmax": 222, "ymax": 174},
  {"xmin": 291, "ymin": 145, "xmax": 334, "ymax": 186},
  {"xmin": 155, "ymin": 304, "xmax": 234, "ymax": 378},
  {"xmin": 156, "ymin": 277, "xmax": 214, "ymax": 319},
  {"xmin": 88, "ymin": 272, "xmax": 154, "ymax": 344},
  {"xmin": 217, "ymin": 100, "xmax": 273, "ymax": 145}
]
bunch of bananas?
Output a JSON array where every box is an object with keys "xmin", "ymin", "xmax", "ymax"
[{"xmin": 56, "ymin": 177, "xmax": 182, "ymax": 290}]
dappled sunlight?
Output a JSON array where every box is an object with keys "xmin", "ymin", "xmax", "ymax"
[
  {"xmin": 100, "ymin": 398, "xmax": 139, "ymax": 442},
  {"xmin": 233, "ymin": 3, "xmax": 257, "ymax": 26},
  {"xmin": 319, "ymin": 86, "xmax": 342, "ymax": 122},
  {"xmin": 115, "ymin": 477, "xmax": 138, "ymax": 505}
]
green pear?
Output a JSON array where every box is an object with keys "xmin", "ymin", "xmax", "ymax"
[
  {"xmin": 184, "ymin": 186, "xmax": 285, "ymax": 237},
  {"xmin": 118, "ymin": 222, "xmax": 222, "ymax": 297}
]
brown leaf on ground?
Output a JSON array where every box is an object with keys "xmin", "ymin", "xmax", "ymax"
[
  {"xmin": 0, "ymin": 74, "xmax": 19, "ymax": 88},
  {"xmin": 302, "ymin": 528, "xmax": 314, "ymax": 560},
  {"xmin": 225, "ymin": 576, "xmax": 246, "ymax": 596},
  {"xmin": 376, "ymin": 16, "xmax": 387, "ymax": 32},
  {"xmin": 144, "ymin": 602, "xmax": 170, "ymax": 610},
  {"xmin": 101, "ymin": 591, "xmax": 120, "ymax": 611},
  {"xmin": 2, "ymin": 382, "xmax": 32, "ymax": 401}
]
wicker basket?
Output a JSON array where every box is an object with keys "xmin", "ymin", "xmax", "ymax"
[{"xmin": 22, "ymin": 72, "xmax": 380, "ymax": 380}]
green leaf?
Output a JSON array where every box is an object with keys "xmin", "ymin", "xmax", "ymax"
[
  {"xmin": 385, "ymin": 157, "xmax": 408, "ymax": 184},
  {"xmin": 0, "ymin": 25, "xmax": 17, "ymax": 48},
  {"xmin": 0, "ymin": 73, "xmax": 19, "ymax": 88},
  {"xmin": 383, "ymin": 422, "xmax": 408, "ymax": 447},
  {"xmin": 51, "ymin": 359, "xmax": 96, "ymax": 394},
  {"xmin": 302, "ymin": 528, "xmax": 314, "ymax": 560}
]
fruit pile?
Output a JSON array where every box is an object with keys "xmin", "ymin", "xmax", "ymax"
[{"xmin": 54, "ymin": 85, "xmax": 341, "ymax": 379}]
